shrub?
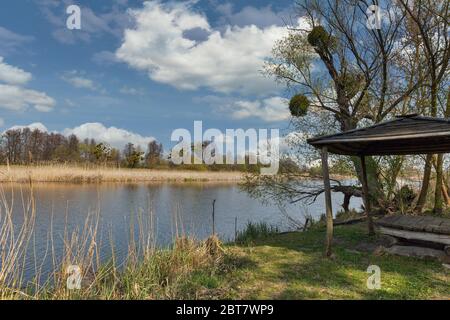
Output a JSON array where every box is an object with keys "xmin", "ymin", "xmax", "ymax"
[{"xmin": 393, "ymin": 185, "xmax": 416, "ymax": 212}]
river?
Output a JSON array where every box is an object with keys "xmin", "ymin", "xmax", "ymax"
[{"xmin": 1, "ymin": 181, "xmax": 362, "ymax": 284}]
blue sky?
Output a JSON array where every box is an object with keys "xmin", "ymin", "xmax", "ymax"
[{"xmin": 0, "ymin": 0, "xmax": 298, "ymax": 150}]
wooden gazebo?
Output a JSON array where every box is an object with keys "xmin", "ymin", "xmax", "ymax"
[{"xmin": 307, "ymin": 115, "xmax": 450, "ymax": 256}]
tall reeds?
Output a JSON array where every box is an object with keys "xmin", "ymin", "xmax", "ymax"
[
  {"xmin": 0, "ymin": 180, "xmax": 36, "ymax": 298},
  {"xmin": 0, "ymin": 164, "xmax": 242, "ymax": 183}
]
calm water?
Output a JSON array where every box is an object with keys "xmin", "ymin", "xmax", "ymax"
[{"xmin": 3, "ymin": 182, "xmax": 361, "ymax": 283}]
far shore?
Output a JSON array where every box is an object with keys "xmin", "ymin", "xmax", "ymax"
[
  {"xmin": 0, "ymin": 165, "xmax": 360, "ymax": 184},
  {"xmin": 0, "ymin": 165, "xmax": 245, "ymax": 183}
]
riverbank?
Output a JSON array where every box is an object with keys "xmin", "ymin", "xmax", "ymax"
[
  {"xmin": 0, "ymin": 165, "xmax": 356, "ymax": 184},
  {"xmin": 226, "ymin": 223, "xmax": 449, "ymax": 299},
  {"xmin": 3, "ymin": 223, "xmax": 448, "ymax": 300},
  {"xmin": 0, "ymin": 165, "xmax": 244, "ymax": 183}
]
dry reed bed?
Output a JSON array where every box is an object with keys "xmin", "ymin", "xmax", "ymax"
[{"xmin": 0, "ymin": 165, "xmax": 243, "ymax": 183}]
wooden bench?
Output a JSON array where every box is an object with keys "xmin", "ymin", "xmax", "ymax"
[{"xmin": 375, "ymin": 215, "xmax": 450, "ymax": 257}]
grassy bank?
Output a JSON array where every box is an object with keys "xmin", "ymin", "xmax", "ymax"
[
  {"xmin": 0, "ymin": 165, "xmax": 243, "ymax": 183},
  {"xmin": 225, "ymin": 223, "xmax": 449, "ymax": 299},
  {"xmin": 2, "ymin": 223, "xmax": 448, "ymax": 300}
]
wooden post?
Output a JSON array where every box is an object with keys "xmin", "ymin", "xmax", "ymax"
[
  {"xmin": 360, "ymin": 156, "xmax": 375, "ymax": 235},
  {"xmin": 321, "ymin": 147, "xmax": 333, "ymax": 257}
]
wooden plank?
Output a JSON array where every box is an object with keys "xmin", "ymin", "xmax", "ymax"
[
  {"xmin": 376, "ymin": 215, "xmax": 450, "ymax": 235},
  {"xmin": 321, "ymin": 147, "xmax": 333, "ymax": 257},
  {"xmin": 378, "ymin": 226, "xmax": 450, "ymax": 245},
  {"xmin": 440, "ymin": 221, "xmax": 450, "ymax": 231},
  {"xmin": 381, "ymin": 215, "xmax": 402, "ymax": 225}
]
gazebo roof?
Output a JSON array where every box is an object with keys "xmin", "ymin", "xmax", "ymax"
[{"xmin": 307, "ymin": 115, "xmax": 450, "ymax": 156}]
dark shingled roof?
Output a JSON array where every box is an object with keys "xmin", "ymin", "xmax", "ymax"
[{"xmin": 307, "ymin": 115, "xmax": 450, "ymax": 156}]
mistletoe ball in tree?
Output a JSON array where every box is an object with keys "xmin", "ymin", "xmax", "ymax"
[{"xmin": 289, "ymin": 94, "xmax": 310, "ymax": 117}]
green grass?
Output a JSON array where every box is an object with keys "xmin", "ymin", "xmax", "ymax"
[
  {"xmin": 235, "ymin": 222, "xmax": 279, "ymax": 244},
  {"xmin": 224, "ymin": 223, "xmax": 450, "ymax": 299},
  {"xmin": 2, "ymin": 223, "xmax": 449, "ymax": 300}
]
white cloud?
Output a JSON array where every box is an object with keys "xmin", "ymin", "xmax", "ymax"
[
  {"xmin": 80, "ymin": 95, "xmax": 121, "ymax": 107},
  {"xmin": 0, "ymin": 56, "xmax": 32, "ymax": 85},
  {"xmin": 65, "ymin": 99, "xmax": 76, "ymax": 107},
  {"xmin": 215, "ymin": 4, "xmax": 286, "ymax": 28},
  {"xmin": 6, "ymin": 121, "xmax": 155, "ymax": 150},
  {"xmin": 0, "ymin": 57, "xmax": 55, "ymax": 112},
  {"xmin": 116, "ymin": 1, "xmax": 305, "ymax": 95},
  {"xmin": 8, "ymin": 122, "xmax": 49, "ymax": 133},
  {"xmin": 92, "ymin": 50, "xmax": 121, "ymax": 65},
  {"xmin": 228, "ymin": 96, "xmax": 290, "ymax": 122},
  {"xmin": 0, "ymin": 26, "xmax": 34, "ymax": 56},
  {"xmin": 0, "ymin": 84, "xmax": 55, "ymax": 112},
  {"xmin": 120, "ymin": 86, "xmax": 144, "ymax": 96},
  {"xmin": 61, "ymin": 71, "xmax": 99, "ymax": 91},
  {"xmin": 37, "ymin": 0, "xmax": 130, "ymax": 44},
  {"xmin": 63, "ymin": 123, "xmax": 154, "ymax": 150},
  {"xmin": 200, "ymin": 95, "xmax": 289, "ymax": 122}
]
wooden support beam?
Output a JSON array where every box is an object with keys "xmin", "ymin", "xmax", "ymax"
[
  {"xmin": 321, "ymin": 147, "xmax": 333, "ymax": 257},
  {"xmin": 360, "ymin": 156, "xmax": 375, "ymax": 235}
]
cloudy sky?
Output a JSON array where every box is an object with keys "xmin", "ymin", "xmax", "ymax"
[{"xmin": 0, "ymin": 0, "xmax": 297, "ymax": 150}]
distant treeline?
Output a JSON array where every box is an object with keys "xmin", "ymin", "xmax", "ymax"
[
  {"xmin": 0, "ymin": 127, "xmax": 149, "ymax": 168},
  {"xmin": 0, "ymin": 127, "xmax": 297, "ymax": 172}
]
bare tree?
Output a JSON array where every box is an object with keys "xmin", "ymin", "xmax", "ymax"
[
  {"xmin": 2, "ymin": 130, "xmax": 22, "ymax": 164},
  {"xmin": 265, "ymin": 0, "xmax": 424, "ymax": 212},
  {"xmin": 146, "ymin": 140, "xmax": 163, "ymax": 167},
  {"xmin": 241, "ymin": 0, "xmax": 448, "ymax": 256},
  {"xmin": 395, "ymin": 0, "xmax": 450, "ymax": 213}
]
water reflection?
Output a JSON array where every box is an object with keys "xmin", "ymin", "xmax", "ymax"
[{"xmin": 2, "ymin": 182, "xmax": 361, "ymax": 282}]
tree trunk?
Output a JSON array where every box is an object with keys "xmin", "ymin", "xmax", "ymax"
[
  {"xmin": 352, "ymin": 156, "xmax": 385, "ymax": 210},
  {"xmin": 321, "ymin": 147, "xmax": 334, "ymax": 258},
  {"xmin": 442, "ymin": 178, "xmax": 450, "ymax": 206},
  {"xmin": 415, "ymin": 154, "xmax": 433, "ymax": 213},
  {"xmin": 342, "ymin": 194, "xmax": 351, "ymax": 213},
  {"xmin": 434, "ymin": 154, "xmax": 444, "ymax": 214},
  {"xmin": 434, "ymin": 91, "xmax": 450, "ymax": 213},
  {"xmin": 361, "ymin": 156, "xmax": 375, "ymax": 235},
  {"xmin": 342, "ymin": 121, "xmax": 384, "ymax": 211}
]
